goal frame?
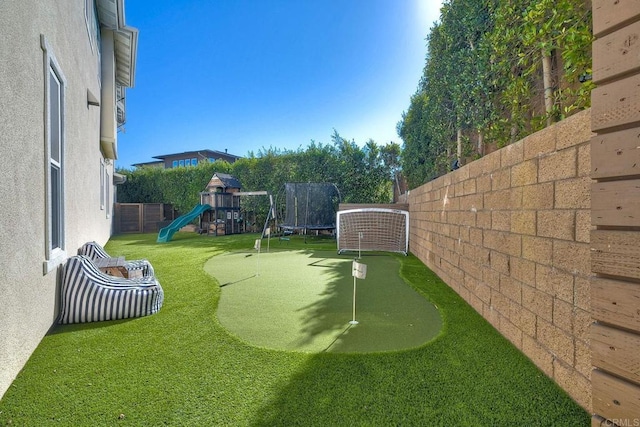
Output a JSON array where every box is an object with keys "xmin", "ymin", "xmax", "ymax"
[{"xmin": 336, "ymin": 208, "xmax": 409, "ymax": 256}]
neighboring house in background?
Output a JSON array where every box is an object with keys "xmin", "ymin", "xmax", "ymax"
[
  {"xmin": 0, "ymin": 0, "xmax": 138, "ymax": 399},
  {"xmin": 132, "ymin": 149, "xmax": 242, "ymax": 169}
]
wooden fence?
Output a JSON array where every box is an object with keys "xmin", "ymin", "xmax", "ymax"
[
  {"xmin": 590, "ymin": 1, "xmax": 640, "ymax": 424},
  {"xmin": 114, "ymin": 203, "xmax": 177, "ymax": 234}
]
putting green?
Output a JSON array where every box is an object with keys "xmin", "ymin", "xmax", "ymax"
[{"xmin": 205, "ymin": 250, "xmax": 442, "ymax": 353}]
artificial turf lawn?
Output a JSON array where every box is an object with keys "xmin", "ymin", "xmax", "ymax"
[
  {"xmin": 207, "ymin": 250, "xmax": 442, "ymax": 353},
  {"xmin": 0, "ymin": 233, "xmax": 589, "ymax": 425}
]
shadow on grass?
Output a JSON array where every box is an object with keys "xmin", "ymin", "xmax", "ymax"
[
  {"xmin": 320, "ymin": 323, "xmax": 355, "ymax": 352},
  {"xmin": 46, "ymin": 318, "xmax": 133, "ymax": 335},
  {"xmin": 245, "ymin": 255, "xmax": 590, "ymax": 425},
  {"xmin": 209, "ymin": 249, "xmax": 441, "ymax": 353},
  {"xmin": 0, "ymin": 233, "xmax": 589, "ymax": 425},
  {"xmin": 108, "ymin": 233, "xmax": 591, "ymax": 424},
  {"xmin": 248, "ymin": 345, "xmax": 590, "ymax": 426},
  {"xmin": 219, "ymin": 274, "xmax": 257, "ymax": 287},
  {"xmin": 300, "ymin": 252, "xmax": 443, "ymax": 353}
]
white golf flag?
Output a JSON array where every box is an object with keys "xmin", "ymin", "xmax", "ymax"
[
  {"xmin": 352, "ymin": 260, "xmax": 367, "ymax": 279},
  {"xmin": 254, "ymin": 239, "xmax": 261, "ymax": 250},
  {"xmin": 265, "ymin": 227, "xmax": 271, "ymax": 236}
]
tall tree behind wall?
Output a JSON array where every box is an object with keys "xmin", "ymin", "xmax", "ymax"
[{"xmin": 399, "ymin": 0, "xmax": 592, "ymax": 187}]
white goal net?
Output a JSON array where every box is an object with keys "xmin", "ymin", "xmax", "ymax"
[{"xmin": 336, "ymin": 208, "xmax": 409, "ymax": 255}]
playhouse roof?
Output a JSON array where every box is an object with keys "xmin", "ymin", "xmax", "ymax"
[{"xmin": 206, "ymin": 173, "xmax": 242, "ymax": 191}]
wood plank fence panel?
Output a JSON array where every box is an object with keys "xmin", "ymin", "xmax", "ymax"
[
  {"xmin": 118, "ymin": 203, "xmax": 143, "ymax": 233},
  {"xmin": 592, "ymin": 323, "xmax": 640, "ymax": 383},
  {"xmin": 592, "ymin": 1, "xmax": 640, "ymax": 423},
  {"xmin": 593, "ymin": 19, "xmax": 640, "ymax": 83},
  {"xmin": 592, "ymin": 179, "xmax": 640, "ymax": 226},
  {"xmin": 142, "ymin": 203, "xmax": 164, "ymax": 233},
  {"xmin": 592, "ymin": 230, "xmax": 640, "ymax": 279},
  {"xmin": 593, "ymin": 0, "xmax": 640, "ymax": 37},
  {"xmin": 592, "ymin": 277, "xmax": 640, "ymax": 331},
  {"xmin": 591, "ymin": 74, "xmax": 640, "ymax": 132},
  {"xmin": 115, "ymin": 203, "xmax": 174, "ymax": 234},
  {"xmin": 592, "ymin": 369, "xmax": 640, "ymax": 421},
  {"xmin": 591, "ymin": 129, "xmax": 640, "ymax": 179}
]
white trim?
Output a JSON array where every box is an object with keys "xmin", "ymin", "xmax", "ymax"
[
  {"xmin": 43, "ymin": 248, "xmax": 68, "ymax": 274},
  {"xmin": 100, "ymin": 158, "xmax": 105, "ymax": 210},
  {"xmin": 99, "ymin": 29, "xmax": 117, "ymax": 159},
  {"xmin": 85, "ymin": 0, "xmax": 103, "ymax": 89},
  {"xmin": 41, "ymin": 35, "xmax": 68, "ymax": 274},
  {"xmin": 84, "ymin": 0, "xmax": 93, "ymax": 50},
  {"xmin": 106, "ymin": 169, "xmax": 111, "ymax": 219}
]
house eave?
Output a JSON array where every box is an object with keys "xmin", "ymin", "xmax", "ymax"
[
  {"xmin": 100, "ymin": 137, "xmax": 118, "ymax": 160},
  {"xmin": 113, "ymin": 172, "xmax": 127, "ymax": 185},
  {"xmin": 96, "ymin": 0, "xmax": 138, "ymax": 88}
]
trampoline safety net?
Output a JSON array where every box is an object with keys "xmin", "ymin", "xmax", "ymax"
[{"xmin": 281, "ymin": 183, "xmax": 340, "ymax": 231}]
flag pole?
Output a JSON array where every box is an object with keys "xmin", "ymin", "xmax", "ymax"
[
  {"xmin": 350, "ymin": 273, "xmax": 358, "ymax": 325},
  {"xmin": 349, "ymin": 259, "xmax": 366, "ymax": 325},
  {"xmin": 254, "ymin": 238, "xmax": 261, "ymax": 276},
  {"xmin": 266, "ymin": 227, "xmax": 271, "ymax": 253}
]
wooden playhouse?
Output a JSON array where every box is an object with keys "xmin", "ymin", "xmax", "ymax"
[{"xmin": 199, "ymin": 173, "xmax": 242, "ymax": 236}]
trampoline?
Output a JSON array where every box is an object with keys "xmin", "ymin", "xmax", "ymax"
[{"xmin": 277, "ymin": 182, "xmax": 341, "ymax": 235}]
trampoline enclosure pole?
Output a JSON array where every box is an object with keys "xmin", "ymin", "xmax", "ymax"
[{"xmin": 304, "ymin": 183, "xmax": 310, "ymax": 242}]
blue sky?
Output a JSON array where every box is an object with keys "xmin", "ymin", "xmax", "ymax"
[{"xmin": 118, "ymin": 1, "xmax": 443, "ymax": 169}]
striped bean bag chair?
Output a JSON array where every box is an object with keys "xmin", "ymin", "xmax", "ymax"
[
  {"xmin": 58, "ymin": 255, "xmax": 164, "ymax": 324},
  {"xmin": 79, "ymin": 241, "xmax": 154, "ymax": 277}
]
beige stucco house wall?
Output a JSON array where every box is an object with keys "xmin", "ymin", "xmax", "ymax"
[{"xmin": 0, "ymin": 0, "xmax": 137, "ymax": 399}]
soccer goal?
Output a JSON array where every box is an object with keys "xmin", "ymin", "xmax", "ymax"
[{"xmin": 336, "ymin": 208, "xmax": 409, "ymax": 255}]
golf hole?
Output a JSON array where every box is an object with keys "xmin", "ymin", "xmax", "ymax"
[{"xmin": 205, "ymin": 250, "xmax": 442, "ymax": 353}]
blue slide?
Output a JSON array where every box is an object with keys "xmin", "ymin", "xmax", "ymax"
[{"xmin": 157, "ymin": 204, "xmax": 212, "ymax": 243}]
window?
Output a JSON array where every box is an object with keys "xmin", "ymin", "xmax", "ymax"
[
  {"xmin": 172, "ymin": 160, "xmax": 178, "ymax": 168},
  {"xmin": 100, "ymin": 158, "xmax": 111, "ymax": 217},
  {"xmin": 49, "ymin": 64, "xmax": 63, "ymax": 249},
  {"xmin": 84, "ymin": 0, "xmax": 101, "ymax": 83},
  {"xmin": 179, "ymin": 160, "xmax": 185, "ymax": 167},
  {"xmin": 42, "ymin": 35, "xmax": 67, "ymax": 273},
  {"xmin": 105, "ymin": 170, "xmax": 111, "ymax": 218},
  {"xmin": 100, "ymin": 158, "xmax": 105, "ymax": 210},
  {"xmin": 191, "ymin": 158, "xmax": 198, "ymax": 166}
]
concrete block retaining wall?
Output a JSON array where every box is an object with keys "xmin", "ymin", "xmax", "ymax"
[{"xmin": 408, "ymin": 109, "xmax": 593, "ymax": 409}]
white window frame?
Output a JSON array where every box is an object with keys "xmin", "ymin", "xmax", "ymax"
[
  {"xmin": 105, "ymin": 169, "xmax": 111, "ymax": 219},
  {"xmin": 84, "ymin": 0, "xmax": 100, "ymax": 52},
  {"xmin": 84, "ymin": 0, "xmax": 101, "ymax": 85},
  {"xmin": 100, "ymin": 158, "xmax": 105, "ymax": 210},
  {"xmin": 42, "ymin": 35, "xmax": 67, "ymax": 274}
]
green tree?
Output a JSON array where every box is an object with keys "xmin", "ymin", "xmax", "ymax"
[
  {"xmin": 380, "ymin": 141, "xmax": 402, "ymax": 197},
  {"xmin": 118, "ymin": 134, "xmax": 398, "ymax": 228},
  {"xmin": 398, "ymin": 0, "xmax": 592, "ymax": 186},
  {"xmin": 118, "ymin": 161, "xmax": 231, "ymax": 214}
]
